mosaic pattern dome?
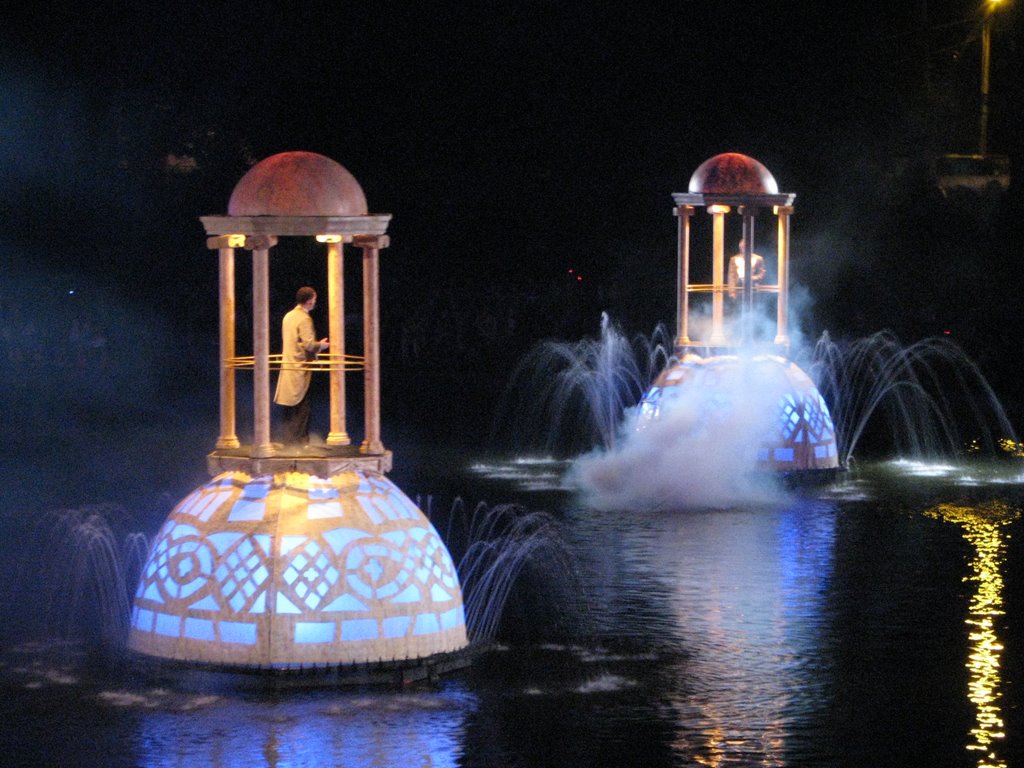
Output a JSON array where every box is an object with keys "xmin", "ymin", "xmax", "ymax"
[
  {"xmin": 637, "ymin": 355, "xmax": 839, "ymax": 471},
  {"xmin": 129, "ymin": 470, "xmax": 467, "ymax": 668},
  {"xmin": 688, "ymin": 153, "xmax": 779, "ymax": 195},
  {"xmin": 227, "ymin": 151, "xmax": 369, "ymax": 216}
]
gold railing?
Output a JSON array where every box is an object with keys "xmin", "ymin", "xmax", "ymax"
[
  {"xmin": 224, "ymin": 353, "xmax": 366, "ymax": 371},
  {"xmin": 686, "ymin": 283, "xmax": 780, "ymax": 293}
]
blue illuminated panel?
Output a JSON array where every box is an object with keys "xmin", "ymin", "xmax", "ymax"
[
  {"xmin": 295, "ymin": 621, "xmax": 335, "ymax": 644},
  {"xmin": 219, "ymin": 621, "xmax": 257, "ymax": 645}
]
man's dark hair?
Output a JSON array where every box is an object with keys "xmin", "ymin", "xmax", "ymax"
[{"xmin": 296, "ymin": 286, "xmax": 317, "ymax": 305}]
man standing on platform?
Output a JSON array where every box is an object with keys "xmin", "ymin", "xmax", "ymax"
[
  {"xmin": 727, "ymin": 239, "xmax": 766, "ymax": 300},
  {"xmin": 274, "ymin": 286, "xmax": 329, "ymax": 445}
]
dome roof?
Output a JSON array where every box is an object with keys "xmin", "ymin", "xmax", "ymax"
[
  {"xmin": 129, "ymin": 470, "xmax": 468, "ymax": 668},
  {"xmin": 227, "ymin": 151, "xmax": 369, "ymax": 216},
  {"xmin": 688, "ymin": 153, "xmax": 779, "ymax": 195}
]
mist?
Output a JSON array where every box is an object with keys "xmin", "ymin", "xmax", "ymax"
[{"xmin": 567, "ymin": 349, "xmax": 792, "ymax": 511}]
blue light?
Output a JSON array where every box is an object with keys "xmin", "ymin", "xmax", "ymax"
[
  {"xmin": 133, "ymin": 607, "xmax": 155, "ymax": 631},
  {"xmin": 188, "ymin": 594, "xmax": 220, "ymax": 611},
  {"xmin": 440, "ymin": 607, "xmax": 464, "ymax": 630},
  {"xmin": 295, "ymin": 621, "xmax": 335, "ymax": 644},
  {"xmin": 142, "ymin": 582, "xmax": 163, "ymax": 603},
  {"xmin": 393, "ymin": 584, "xmax": 421, "ymax": 604},
  {"xmin": 250, "ymin": 592, "xmax": 266, "ymax": 614},
  {"xmin": 228, "ymin": 499, "xmax": 265, "ymax": 521},
  {"xmin": 219, "ymin": 620, "xmax": 257, "ymax": 645},
  {"xmin": 308, "ymin": 501, "xmax": 343, "ymax": 519},
  {"xmin": 383, "ymin": 616, "xmax": 411, "ymax": 638},
  {"xmin": 276, "ymin": 593, "xmax": 302, "ymax": 614},
  {"xmin": 154, "ymin": 612, "xmax": 180, "ymax": 637},
  {"xmin": 431, "ymin": 584, "xmax": 453, "ymax": 602},
  {"xmin": 414, "ymin": 613, "xmax": 440, "ymax": 635},
  {"xmin": 322, "ymin": 593, "xmax": 369, "ymax": 612},
  {"xmin": 323, "ymin": 527, "xmax": 371, "ymax": 553},
  {"xmin": 341, "ymin": 618, "xmax": 379, "ymax": 641},
  {"xmin": 357, "ymin": 495, "xmax": 384, "ymax": 524},
  {"xmin": 774, "ymin": 447, "xmax": 795, "ymax": 462},
  {"xmin": 184, "ymin": 617, "xmax": 216, "ymax": 641}
]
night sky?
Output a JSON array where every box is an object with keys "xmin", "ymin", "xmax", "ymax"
[{"xmin": 2, "ymin": 1, "xmax": 1022, "ymax": 469}]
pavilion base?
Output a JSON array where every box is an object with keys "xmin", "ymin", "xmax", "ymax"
[
  {"xmin": 207, "ymin": 445, "xmax": 393, "ymax": 476},
  {"xmin": 130, "ymin": 643, "xmax": 484, "ymax": 691}
]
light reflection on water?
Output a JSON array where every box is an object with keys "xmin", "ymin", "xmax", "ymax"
[
  {"xmin": 564, "ymin": 499, "xmax": 837, "ymax": 765},
  {"xmin": 0, "ymin": 644, "xmax": 474, "ymax": 768},
  {"xmin": 133, "ymin": 691, "xmax": 471, "ymax": 768},
  {"xmin": 926, "ymin": 501, "xmax": 1019, "ymax": 768}
]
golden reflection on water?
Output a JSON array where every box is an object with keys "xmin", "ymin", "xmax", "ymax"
[{"xmin": 925, "ymin": 501, "xmax": 1019, "ymax": 768}]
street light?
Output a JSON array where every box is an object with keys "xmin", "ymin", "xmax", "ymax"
[{"xmin": 979, "ymin": 0, "xmax": 1002, "ymax": 155}]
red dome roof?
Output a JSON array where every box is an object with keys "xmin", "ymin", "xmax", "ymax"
[
  {"xmin": 228, "ymin": 151, "xmax": 368, "ymax": 216},
  {"xmin": 688, "ymin": 153, "xmax": 779, "ymax": 195}
]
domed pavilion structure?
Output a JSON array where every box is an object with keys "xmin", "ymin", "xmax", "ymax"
[
  {"xmin": 641, "ymin": 152, "xmax": 839, "ymax": 474},
  {"xmin": 128, "ymin": 152, "xmax": 470, "ymax": 680}
]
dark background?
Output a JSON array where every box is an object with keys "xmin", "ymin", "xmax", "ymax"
[{"xmin": 2, "ymin": 1, "xmax": 1022, "ymax": 492}]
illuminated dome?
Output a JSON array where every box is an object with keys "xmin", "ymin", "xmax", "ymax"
[
  {"xmin": 637, "ymin": 355, "xmax": 839, "ymax": 472},
  {"xmin": 129, "ymin": 470, "xmax": 468, "ymax": 668},
  {"xmin": 227, "ymin": 151, "xmax": 369, "ymax": 216},
  {"xmin": 688, "ymin": 153, "xmax": 779, "ymax": 195}
]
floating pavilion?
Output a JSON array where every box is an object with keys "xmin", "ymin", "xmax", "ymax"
[
  {"xmin": 128, "ymin": 152, "xmax": 469, "ymax": 681},
  {"xmin": 637, "ymin": 153, "xmax": 840, "ymax": 474}
]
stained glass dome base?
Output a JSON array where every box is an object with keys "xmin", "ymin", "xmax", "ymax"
[
  {"xmin": 637, "ymin": 354, "xmax": 840, "ymax": 472},
  {"xmin": 129, "ymin": 470, "xmax": 469, "ymax": 669}
]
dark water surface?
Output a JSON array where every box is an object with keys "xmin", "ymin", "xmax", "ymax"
[{"xmin": 3, "ymin": 457, "xmax": 1024, "ymax": 767}]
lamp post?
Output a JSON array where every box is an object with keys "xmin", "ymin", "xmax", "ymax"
[{"xmin": 979, "ymin": 0, "xmax": 1001, "ymax": 156}]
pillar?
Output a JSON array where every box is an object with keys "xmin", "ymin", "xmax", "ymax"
[
  {"xmin": 325, "ymin": 239, "xmax": 350, "ymax": 446},
  {"xmin": 357, "ymin": 235, "xmax": 389, "ymax": 455},
  {"xmin": 775, "ymin": 206, "xmax": 793, "ymax": 348},
  {"xmin": 980, "ymin": 9, "xmax": 992, "ymax": 156},
  {"xmin": 740, "ymin": 207, "xmax": 756, "ymax": 344},
  {"xmin": 675, "ymin": 205, "xmax": 694, "ymax": 349},
  {"xmin": 249, "ymin": 236, "xmax": 276, "ymax": 459},
  {"xmin": 208, "ymin": 237, "xmax": 240, "ymax": 450},
  {"xmin": 709, "ymin": 205, "xmax": 729, "ymax": 346}
]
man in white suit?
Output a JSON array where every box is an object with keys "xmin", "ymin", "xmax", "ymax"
[{"xmin": 274, "ymin": 286, "xmax": 329, "ymax": 445}]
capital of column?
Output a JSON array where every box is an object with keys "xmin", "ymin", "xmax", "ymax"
[
  {"xmin": 205, "ymin": 234, "xmax": 279, "ymax": 250},
  {"xmin": 352, "ymin": 234, "xmax": 390, "ymax": 250},
  {"xmin": 774, "ymin": 205, "xmax": 795, "ymax": 216},
  {"xmin": 673, "ymin": 205, "xmax": 695, "ymax": 218},
  {"xmin": 241, "ymin": 235, "xmax": 278, "ymax": 251},
  {"xmin": 206, "ymin": 235, "xmax": 242, "ymax": 250}
]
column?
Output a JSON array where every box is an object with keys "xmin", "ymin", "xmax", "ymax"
[
  {"xmin": 208, "ymin": 236, "xmax": 240, "ymax": 450},
  {"xmin": 357, "ymin": 235, "xmax": 389, "ymax": 455},
  {"xmin": 980, "ymin": 8, "xmax": 992, "ymax": 155},
  {"xmin": 709, "ymin": 205, "xmax": 729, "ymax": 346},
  {"xmin": 249, "ymin": 235, "xmax": 276, "ymax": 458},
  {"xmin": 775, "ymin": 206, "xmax": 793, "ymax": 348},
  {"xmin": 740, "ymin": 207, "xmax": 756, "ymax": 344},
  {"xmin": 325, "ymin": 238, "xmax": 350, "ymax": 446},
  {"xmin": 675, "ymin": 205, "xmax": 694, "ymax": 350}
]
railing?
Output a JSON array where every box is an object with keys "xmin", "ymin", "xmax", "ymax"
[
  {"xmin": 685, "ymin": 283, "xmax": 780, "ymax": 293},
  {"xmin": 224, "ymin": 353, "xmax": 366, "ymax": 371}
]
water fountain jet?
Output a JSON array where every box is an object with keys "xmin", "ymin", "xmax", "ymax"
[{"xmin": 812, "ymin": 330, "xmax": 1017, "ymax": 465}]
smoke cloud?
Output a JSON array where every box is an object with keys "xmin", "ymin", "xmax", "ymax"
[{"xmin": 567, "ymin": 350, "xmax": 791, "ymax": 511}]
